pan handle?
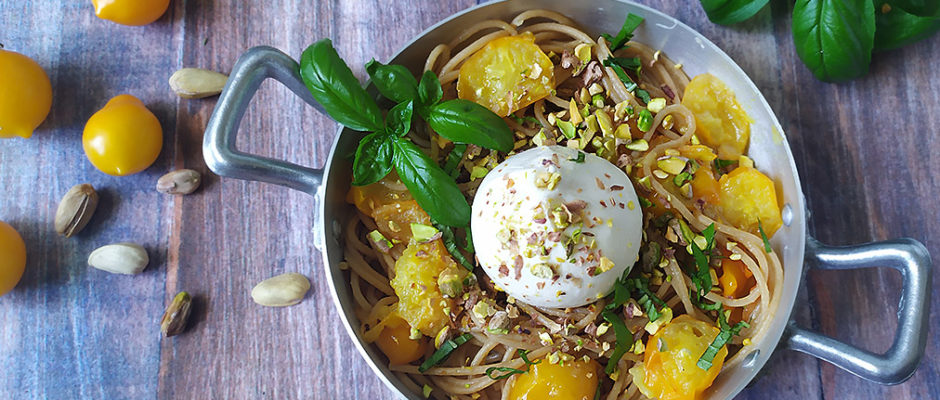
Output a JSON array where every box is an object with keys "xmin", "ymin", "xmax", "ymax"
[
  {"xmin": 203, "ymin": 46, "xmax": 325, "ymax": 195},
  {"xmin": 783, "ymin": 236, "xmax": 932, "ymax": 384}
]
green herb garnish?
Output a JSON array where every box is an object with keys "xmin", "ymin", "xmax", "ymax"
[
  {"xmin": 419, "ymin": 333, "xmax": 473, "ymax": 372},
  {"xmin": 572, "ymin": 151, "xmax": 586, "ymax": 163},
  {"xmin": 673, "ymin": 171, "xmax": 693, "ymax": 187},
  {"xmin": 696, "ymin": 309, "xmax": 750, "ymax": 370},
  {"xmin": 758, "ymin": 219, "xmax": 773, "ymax": 253},
  {"xmin": 688, "ymin": 223, "xmax": 717, "ymax": 308},
  {"xmin": 601, "ymin": 13, "xmax": 645, "ymax": 51},
  {"xmin": 636, "ymin": 108, "xmax": 653, "ymax": 131},
  {"xmin": 602, "ymin": 59, "xmax": 652, "ymax": 103},
  {"xmin": 602, "ymin": 310, "xmax": 633, "ymax": 374},
  {"xmin": 605, "ymin": 56, "xmax": 643, "ymax": 75},
  {"xmin": 299, "ymin": 39, "xmax": 512, "ymax": 227},
  {"xmin": 484, "ymin": 349, "xmax": 541, "ymax": 380},
  {"xmin": 433, "ymin": 222, "xmax": 474, "ymax": 271}
]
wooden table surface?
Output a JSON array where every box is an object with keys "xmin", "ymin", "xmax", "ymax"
[{"xmin": 0, "ymin": 1, "xmax": 936, "ymax": 399}]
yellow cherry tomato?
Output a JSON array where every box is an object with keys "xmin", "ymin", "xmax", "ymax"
[
  {"xmin": 718, "ymin": 165, "xmax": 783, "ymax": 236},
  {"xmin": 458, "ymin": 32, "xmax": 555, "ymax": 117},
  {"xmin": 375, "ymin": 314, "xmax": 427, "ymax": 365},
  {"xmin": 630, "ymin": 315, "xmax": 727, "ymax": 400},
  {"xmin": 0, "ymin": 221, "xmax": 27, "ymax": 297},
  {"xmin": 83, "ymin": 94, "xmax": 163, "ymax": 176},
  {"xmin": 0, "ymin": 49, "xmax": 52, "ymax": 139},
  {"xmin": 507, "ymin": 357, "xmax": 599, "ymax": 400},
  {"xmin": 683, "ymin": 74, "xmax": 752, "ymax": 159},
  {"xmin": 91, "ymin": 0, "xmax": 170, "ymax": 26}
]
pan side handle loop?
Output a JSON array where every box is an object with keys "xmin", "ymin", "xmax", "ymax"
[
  {"xmin": 203, "ymin": 46, "xmax": 325, "ymax": 195},
  {"xmin": 784, "ymin": 236, "xmax": 932, "ymax": 384}
]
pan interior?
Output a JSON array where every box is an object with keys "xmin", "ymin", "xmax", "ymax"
[{"xmin": 316, "ymin": 1, "xmax": 806, "ymax": 398}]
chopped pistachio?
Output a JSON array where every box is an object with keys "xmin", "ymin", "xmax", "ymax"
[
  {"xmin": 438, "ymin": 268, "xmax": 465, "ymax": 298},
  {"xmin": 539, "ymin": 331, "xmax": 554, "ymax": 345},
  {"xmin": 557, "ymin": 120, "xmax": 576, "ymax": 139},
  {"xmin": 662, "ymin": 114, "xmax": 674, "ymax": 130},
  {"xmin": 367, "ymin": 230, "xmax": 393, "ymax": 250},
  {"xmin": 472, "ymin": 301, "xmax": 494, "ymax": 319},
  {"xmin": 652, "ymin": 169, "xmax": 669, "ymax": 179},
  {"xmin": 679, "ymin": 182, "xmax": 693, "ymax": 198},
  {"xmin": 579, "ymin": 87, "xmax": 591, "ymax": 105},
  {"xmin": 547, "ymin": 113, "xmax": 557, "ymax": 126},
  {"xmin": 656, "ymin": 156, "xmax": 687, "ymax": 175},
  {"xmin": 625, "ymin": 139, "xmax": 649, "ymax": 151},
  {"xmin": 434, "ymin": 326, "xmax": 453, "ymax": 349},
  {"xmin": 614, "ymin": 124, "xmax": 631, "ymax": 140},
  {"xmin": 614, "ymin": 101, "xmax": 631, "ymax": 121},
  {"xmin": 530, "ymin": 263, "xmax": 554, "ymax": 278},
  {"xmin": 637, "ymin": 176, "xmax": 652, "ymax": 191},
  {"xmin": 423, "ymin": 384, "xmax": 433, "ymax": 398},
  {"xmin": 596, "ymin": 322, "xmax": 611, "ymax": 336},
  {"xmin": 588, "ymin": 82, "xmax": 604, "ymax": 96},
  {"xmin": 664, "ymin": 149, "xmax": 680, "ymax": 156},
  {"xmin": 569, "ymin": 98, "xmax": 583, "ymax": 125},
  {"xmin": 592, "ymin": 94, "xmax": 605, "ymax": 108},
  {"xmin": 411, "ymin": 224, "xmax": 439, "ymax": 243},
  {"xmin": 693, "ymin": 235, "xmax": 708, "ymax": 250},
  {"xmin": 595, "ymin": 110, "xmax": 614, "ymax": 137},
  {"xmin": 647, "ymin": 97, "xmax": 667, "ymax": 113},
  {"xmin": 470, "ymin": 166, "xmax": 489, "ymax": 181},
  {"xmin": 644, "ymin": 307, "xmax": 673, "ymax": 335},
  {"xmin": 594, "ymin": 256, "xmax": 615, "ymax": 275},
  {"xmin": 533, "ymin": 129, "xmax": 549, "ymax": 146},
  {"xmin": 631, "ymin": 338, "xmax": 646, "ymax": 355},
  {"xmin": 691, "ymin": 134, "xmax": 701, "ymax": 145},
  {"xmin": 566, "ymin": 139, "xmax": 581, "ymax": 149},
  {"xmin": 729, "ymin": 253, "xmax": 743, "ymax": 261}
]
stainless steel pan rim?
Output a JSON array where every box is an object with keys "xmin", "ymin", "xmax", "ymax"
[{"xmin": 202, "ymin": 1, "xmax": 932, "ymax": 398}]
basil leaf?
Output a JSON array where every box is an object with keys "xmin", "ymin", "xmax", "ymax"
[
  {"xmin": 299, "ymin": 39, "xmax": 383, "ymax": 132},
  {"xmin": 351, "ymin": 132, "xmax": 394, "ymax": 186},
  {"xmin": 606, "ymin": 56, "xmax": 643, "ymax": 75},
  {"xmin": 874, "ymin": 5, "xmax": 940, "ymax": 50},
  {"xmin": 433, "ymin": 222, "xmax": 475, "ymax": 271},
  {"xmin": 700, "ymin": 0, "xmax": 770, "ymax": 25},
  {"xmin": 386, "ymin": 100, "xmax": 414, "ymax": 137},
  {"xmin": 393, "ymin": 139, "xmax": 471, "ymax": 227},
  {"xmin": 890, "ymin": 0, "xmax": 940, "ymax": 17},
  {"xmin": 417, "ymin": 70, "xmax": 444, "ymax": 117},
  {"xmin": 697, "ymin": 309, "xmax": 750, "ymax": 370},
  {"xmin": 428, "ymin": 99, "xmax": 513, "ymax": 152},
  {"xmin": 792, "ymin": 0, "xmax": 876, "ymax": 82},
  {"xmin": 601, "ymin": 13, "xmax": 645, "ymax": 51},
  {"xmin": 603, "ymin": 59, "xmax": 652, "ymax": 103},
  {"xmin": 364, "ymin": 59, "xmax": 418, "ymax": 104},
  {"xmin": 602, "ymin": 310, "xmax": 633, "ymax": 374},
  {"xmin": 758, "ymin": 219, "xmax": 773, "ymax": 253}
]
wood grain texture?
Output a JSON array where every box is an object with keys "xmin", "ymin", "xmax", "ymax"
[{"xmin": 0, "ymin": 1, "xmax": 935, "ymax": 399}]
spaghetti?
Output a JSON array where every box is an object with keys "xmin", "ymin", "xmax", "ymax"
[{"xmin": 342, "ymin": 9, "xmax": 783, "ymax": 400}]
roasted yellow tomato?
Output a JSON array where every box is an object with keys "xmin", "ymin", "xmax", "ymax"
[
  {"xmin": 372, "ymin": 200, "xmax": 431, "ymax": 245},
  {"xmin": 683, "ymin": 74, "xmax": 751, "ymax": 159},
  {"xmin": 719, "ymin": 256, "xmax": 754, "ymax": 299},
  {"xmin": 390, "ymin": 239, "xmax": 456, "ymax": 336},
  {"xmin": 375, "ymin": 314, "xmax": 428, "ymax": 365},
  {"xmin": 718, "ymin": 165, "xmax": 782, "ymax": 236},
  {"xmin": 630, "ymin": 315, "xmax": 727, "ymax": 400},
  {"xmin": 91, "ymin": 0, "xmax": 170, "ymax": 26},
  {"xmin": 507, "ymin": 358, "xmax": 599, "ymax": 400},
  {"xmin": 83, "ymin": 94, "xmax": 163, "ymax": 176},
  {"xmin": 0, "ymin": 221, "xmax": 27, "ymax": 297},
  {"xmin": 346, "ymin": 173, "xmax": 414, "ymax": 216},
  {"xmin": 690, "ymin": 168, "xmax": 720, "ymax": 205},
  {"xmin": 458, "ymin": 32, "xmax": 554, "ymax": 116},
  {"xmin": 0, "ymin": 49, "xmax": 52, "ymax": 139}
]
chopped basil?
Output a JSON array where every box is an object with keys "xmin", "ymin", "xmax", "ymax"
[
  {"xmin": 638, "ymin": 197, "xmax": 654, "ymax": 208},
  {"xmin": 484, "ymin": 349, "xmax": 540, "ymax": 380},
  {"xmin": 572, "ymin": 151, "xmax": 586, "ymax": 163},
  {"xmin": 602, "ymin": 310, "xmax": 633, "ymax": 374},
  {"xmin": 758, "ymin": 219, "xmax": 773, "ymax": 253},
  {"xmin": 697, "ymin": 309, "xmax": 750, "ymax": 370},
  {"xmin": 419, "ymin": 333, "xmax": 473, "ymax": 372},
  {"xmin": 673, "ymin": 171, "xmax": 693, "ymax": 187},
  {"xmin": 712, "ymin": 158, "xmax": 737, "ymax": 176},
  {"xmin": 433, "ymin": 222, "xmax": 474, "ymax": 271},
  {"xmin": 602, "ymin": 59, "xmax": 652, "ymax": 104},
  {"xmin": 601, "ymin": 13, "xmax": 645, "ymax": 51},
  {"xmin": 688, "ymin": 223, "xmax": 717, "ymax": 308}
]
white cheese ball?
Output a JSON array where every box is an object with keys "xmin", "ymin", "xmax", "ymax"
[{"xmin": 471, "ymin": 146, "xmax": 643, "ymax": 308}]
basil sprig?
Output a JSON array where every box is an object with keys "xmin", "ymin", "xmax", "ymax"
[
  {"xmin": 700, "ymin": 0, "xmax": 770, "ymax": 25},
  {"xmin": 688, "ymin": 223, "xmax": 718, "ymax": 308},
  {"xmin": 299, "ymin": 39, "xmax": 513, "ymax": 227},
  {"xmin": 419, "ymin": 333, "xmax": 474, "ymax": 372}
]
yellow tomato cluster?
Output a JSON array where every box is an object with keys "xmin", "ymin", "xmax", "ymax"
[{"xmin": 91, "ymin": 0, "xmax": 170, "ymax": 26}]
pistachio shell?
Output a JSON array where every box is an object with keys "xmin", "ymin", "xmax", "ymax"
[
  {"xmin": 88, "ymin": 243, "xmax": 149, "ymax": 275},
  {"xmin": 169, "ymin": 68, "xmax": 228, "ymax": 99},
  {"xmin": 156, "ymin": 169, "xmax": 201, "ymax": 195},
  {"xmin": 161, "ymin": 292, "xmax": 192, "ymax": 337},
  {"xmin": 250, "ymin": 273, "xmax": 310, "ymax": 307},
  {"xmin": 54, "ymin": 183, "xmax": 98, "ymax": 237}
]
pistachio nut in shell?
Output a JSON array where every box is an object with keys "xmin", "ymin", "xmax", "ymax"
[
  {"xmin": 156, "ymin": 169, "xmax": 201, "ymax": 195},
  {"xmin": 251, "ymin": 272, "xmax": 310, "ymax": 307},
  {"xmin": 54, "ymin": 183, "xmax": 99, "ymax": 237},
  {"xmin": 161, "ymin": 291, "xmax": 193, "ymax": 337},
  {"xmin": 169, "ymin": 68, "xmax": 228, "ymax": 99},
  {"xmin": 88, "ymin": 242, "xmax": 149, "ymax": 275}
]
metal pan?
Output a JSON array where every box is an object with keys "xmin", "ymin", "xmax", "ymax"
[{"xmin": 202, "ymin": 0, "xmax": 932, "ymax": 398}]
